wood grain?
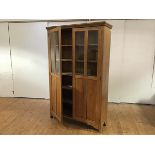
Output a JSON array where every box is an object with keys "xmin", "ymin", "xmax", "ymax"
[
  {"xmin": 46, "ymin": 21, "xmax": 112, "ymax": 30},
  {"xmin": 100, "ymin": 26, "xmax": 111, "ymax": 131},
  {"xmin": 51, "ymin": 76, "xmax": 56, "ymax": 114},
  {"xmin": 73, "ymin": 77, "xmax": 86, "ymax": 121},
  {"xmin": 0, "ymin": 98, "xmax": 155, "ymax": 134},
  {"xmin": 47, "ymin": 23, "xmax": 112, "ymax": 131},
  {"xmin": 48, "ymin": 28, "xmax": 62, "ymax": 122},
  {"xmin": 56, "ymin": 75, "xmax": 62, "ymax": 121},
  {"xmin": 85, "ymin": 78, "xmax": 99, "ymax": 127}
]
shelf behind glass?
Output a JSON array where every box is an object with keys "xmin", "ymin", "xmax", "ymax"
[
  {"xmin": 88, "ymin": 44, "xmax": 98, "ymax": 46},
  {"xmin": 62, "ymin": 45, "xmax": 72, "ymax": 47},
  {"xmin": 75, "ymin": 31, "xmax": 84, "ymax": 45},
  {"xmin": 88, "ymin": 30, "xmax": 98, "ymax": 45},
  {"xmin": 76, "ymin": 60, "xmax": 84, "ymax": 62},
  {"xmin": 75, "ymin": 62, "xmax": 84, "ymax": 75},
  {"xmin": 62, "ymin": 72, "xmax": 72, "ymax": 76},
  {"xmin": 62, "ymin": 59, "xmax": 72, "ymax": 61},
  {"xmin": 87, "ymin": 60, "xmax": 97, "ymax": 63},
  {"xmin": 76, "ymin": 44, "xmax": 84, "ymax": 46},
  {"xmin": 87, "ymin": 62, "xmax": 97, "ymax": 76}
]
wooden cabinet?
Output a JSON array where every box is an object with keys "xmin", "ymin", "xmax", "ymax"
[{"xmin": 46, "ymin": 21, "xmax": 112, "ymax": 131}]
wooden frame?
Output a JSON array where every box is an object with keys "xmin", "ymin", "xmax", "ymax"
[
  {"xmin": 46, "ymin": 21, "xmax": 112, "ymax": 132},
  {"xmin": 47, "ymin": 27, "xmax": 62, "ymax": 122}
]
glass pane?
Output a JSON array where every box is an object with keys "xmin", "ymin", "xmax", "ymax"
[
  {"xmin": 55, "ymin": 31, "xmax": 60, "ymax": 74},
  {"xmin": 76, "ymin": 31, "xmax": 84, "ymax": 45},
  {"xmin": 87, "ymin": 30, "xmax": 98, "ymax": 76},
  {"xmin": 76, "ymin": 62, "xmax": 84, "ymax": 75},
  {"xmin": 88, "ymin": 30, "xmax": 98, "ymax": 45},
  {"xmin": 75, "ymin": 46, "xmax": 84, "ymax": 60},
  {"xmin": 56, "ymin": 46, "xmax": 59, "ymax": 61},
  {"xmin": 75, "ymin": 31, "xmax": 84, "ymax": 75},
  {"xmin": 55, "ymin": 31, "xmax": 59, "ymax": 45},
  {"xmin": 87, "ymin": 63, "xmax": 97, "ymax": 76},
  {"xmin": 56, "ymin": 61, "xmax": 60, "ymax": 73},
  {"xmin": 88, "ymin": 45, "xmax": 97, "ymax": 61},
  {"xmin": 50, "ymin": 32, "xmax": 55, "ymax": 73}
]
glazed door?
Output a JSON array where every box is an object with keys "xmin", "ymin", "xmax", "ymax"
[
  {"xmin": 49, "ymin": 28, "xmax": 62, "ymax": 122},
  {"xmin": 73, "ymin": 28, "xmax": 101, "ymax": 128},
  {"xmin": 73, "ymin": 29, "xmax": 86, "ymax": 122},
  {"xmin": 85, "ymin": 29, "xmax": 101, "ymax": 129}
]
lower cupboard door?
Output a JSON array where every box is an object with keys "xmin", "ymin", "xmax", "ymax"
[
  {"xmin": 50, "ymin": 75, "xmax": 62, "ymax": 122},
  {"xmin": 86, "ymin": 78, "xmax": 100, "ymax": 129},
  {"xmin": 56, "ymin": 75, "xmax": 62, "ymax": 122},
  {"xmin": 51, "ymin": 75, "xmax": 56, "ymax": 115},
  {"xmin": 73, "ymin": 76, "xmax": 86, "ymax": 122}
]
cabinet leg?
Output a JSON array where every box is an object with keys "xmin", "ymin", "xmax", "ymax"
[
  {"xmin": 103, "ymin": 122, "xmax": 106, "ymax": 126},
  {"xmin": 99, "ymin": 127, "xmax": 103, "ymax": 133},
  {"xmin": 99, "ymin": 122, "xmax": 107, "ymax": 133}
]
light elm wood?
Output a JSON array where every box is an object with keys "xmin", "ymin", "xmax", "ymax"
[
  {"xmin": 56, "ymin": 75, "xmax": 62, "ymax": 121},
  {"xmin": 51, "ymin": 76, "xmax": 56, "ymax": 113},
  {"xmin": 47, "ymin": 21, "xmax": 112, "ymax": 131},
  {"xmin": 48, "ymin": 28, "xmax": 62, "ymax": 122},
  {"xmin": 85, "ymin": 79, "xmax": 99, "ymax": 125},
  {"xmin": 73, "ymin": 76, "xmax": 86, "ymax": 122},
  {"xmin": 100, "ymin": 26, "xmax": 112, "ymax": 131}
]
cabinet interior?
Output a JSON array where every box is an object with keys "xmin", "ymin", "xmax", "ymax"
[{"xmin": 61, "ymin": 28, "xmax": 73, "ymax": 117}]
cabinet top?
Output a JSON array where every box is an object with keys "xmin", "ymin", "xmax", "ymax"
[{"xmin": 46, "ymin": 21, "xmax": 112, "ymax": 30}]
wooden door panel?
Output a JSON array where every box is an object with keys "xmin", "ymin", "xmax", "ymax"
[
  {"xmin": 51, "ymin": 75, "xmax": 56, "ymax": 114},
  {"xmin": 49, "ymin": 28, "xmax": 62, "ymax": 122},
  {"xmin": 73, "ymin": 77, "xmax": 86, "ymax": 121},
  {"xmin": 86, "ymin": 78, "xmax": 100, "ymax": 127},
  {"xmin": 85, "ymin": 28, "xmax": 101, "ymax": 129},
  {"xmin": 56, "ymin": 76, "xmax": 62, "ymax": 121}
]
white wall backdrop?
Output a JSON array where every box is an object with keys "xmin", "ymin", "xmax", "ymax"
[
  {"xmin": 107, "ymin": 20, "xmax": 125, "ymax": 103},
  {"xmin": 0, "ymin": 20, "xmax": 155, "ymax": 103},
  {"xmin": 0, "ymin": 23, "xmax": 13, "ymax": 97},
  {"xmin": 121, "ymin": 20, "xmax": 155, "ymax": 104},
  {"xmin": 107, "ymin": 20, "xmax": 155, "ymax": 104},
  {"xmin": 9, "ymin": 22, "xmax": 49, "ymax": 98}
]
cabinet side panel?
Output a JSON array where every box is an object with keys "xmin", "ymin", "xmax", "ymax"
[
  {"xmin": 48, "ymin": 32, "xmax": 52, "ymax": 115},
  {"xmin": 101, "ymin": 27, "xmax": 111, "ymax": 127}
]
